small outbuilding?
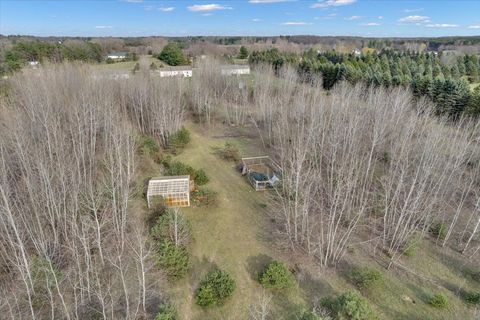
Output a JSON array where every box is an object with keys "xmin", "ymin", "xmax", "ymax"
[
  {"xmin": 240, "ymin": 156, "xmax": 282, "ymax": 191},
  {"xmin": 147, "ymin": 175, "xmax": 191, "ymax": 208},
  {"xmin": 158, "ymin": 66, "xmax": 193, "ymax": 78},
  {"xmin": 107, "ymin": 51, "xmax": 128, "ymax": 60},
  {"xmin": 221, "ymin": 65, "xmax": 250, "ymax": 76}
]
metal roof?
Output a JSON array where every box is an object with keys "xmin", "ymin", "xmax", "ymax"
[{"xmin": 147, "ymin": 176, "xmax": 190, "ymax": 196}]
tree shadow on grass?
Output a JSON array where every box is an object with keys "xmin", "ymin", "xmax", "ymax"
[
  {"xmin": 246, "ymin": 253, "xmax": 274, "ymax": 282},
  {"xmin": 296, "ymin": 268, "xmax": 336, "ymax": 303},
  {"xmin": 189, "ymin": 255, "xmax": 219, "ymax": 291}
]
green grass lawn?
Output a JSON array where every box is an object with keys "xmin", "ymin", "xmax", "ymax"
[
  {"xmin": 136, "ymin": 121, "xmax": 479, "ymax": 320},
  {"xmin": 170, "ymin": 123, "xmax": 306, "ymax": 319}
]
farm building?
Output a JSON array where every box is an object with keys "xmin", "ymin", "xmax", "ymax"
[
  {"xmin": 240, "ymin": 156, "xmax": 282, "ymax": 191},
  {"xmin": 158, "ymin": 66, "xmax": 193, "ymax": 78},
  {"xmin": 221, "ymin": 65, "xmax": 250, "ymax": 76},
  {"xmin": 107, "ymin": 51, "xmax": 128, "ymax": 60},
  {"xmin": 147, "ymin": 175, "xmax": 191, "ymax": 208}
]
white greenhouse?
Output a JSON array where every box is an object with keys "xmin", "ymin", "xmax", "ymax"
[{"xmin": 147, "ymin": 175, "xmax": 191, "ymax": 208}]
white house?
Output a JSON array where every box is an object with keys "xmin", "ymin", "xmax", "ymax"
[
  {"xmin": 353, "ymin": 49, "xmax": 362, "ymax": 56},
  {"xmin": 107, "ymin": 51, "xmax": 128, "ymax": 60},
  {"xmin": 29, "ymin": 61, "xmax": 39, "ymax": 66},
  {"xmin": 221, "ymin": 65, "xmax": 250, "ymax": 76},
  {"xmin": 158, "ymin": 66, "xmax": 193, "ymax": 78}
]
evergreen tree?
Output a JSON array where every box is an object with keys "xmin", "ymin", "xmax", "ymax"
[
  {"xmin": 157, "ymin": 43, "xmax": 188, "ymax": 66},
  {"xmin": 238, "ymin": 46, "xmax": 248, "ymax": 59}
]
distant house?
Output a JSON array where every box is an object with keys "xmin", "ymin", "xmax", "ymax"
[
  {"xmin": 158, "ymin": 66, "xmax": 193, "ymax": 78},
  {"xmin": 220, "ymin": 65, "xmax": 250, "ymax": 76},
  {"xmin": 352, "ymin": 49, "xmax": 362, "ymax": 56},
  {"xmin": 28, "ymin": 61, "xmax": 39, "ymax": 66},
  {"xmin": 107, "ymin": 51, "xmax": 128, "ymax": 60}
]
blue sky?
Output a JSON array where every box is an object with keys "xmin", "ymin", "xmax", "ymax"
[{"xmin": 1, "ymin": 0, "xmax": 480, "ymax": 37}]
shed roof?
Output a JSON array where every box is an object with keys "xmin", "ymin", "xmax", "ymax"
[
  {"xmin": 148, "ymin": 175, "xmax": 190, "ymax": 195},
  {"xmin": 158, "ymin": 66, "xmax": 193, "ymax": 71},
  {"xmin": 108, "ymin": 51, "xmax": 128, "ymax": 56}
]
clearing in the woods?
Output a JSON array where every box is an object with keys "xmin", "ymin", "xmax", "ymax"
[{"xmin": 138, "ymin": 122, "xmax": 479, "ymax": 320}]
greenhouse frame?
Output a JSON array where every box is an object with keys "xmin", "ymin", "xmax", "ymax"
[{"xmin": 147, "ymin": 175, "xmax": 191, "ymax": 208}]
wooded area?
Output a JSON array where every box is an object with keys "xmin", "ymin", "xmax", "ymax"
[{"xmin": 0, "ymin": 56, "xmax": 479, "ymax": 318}]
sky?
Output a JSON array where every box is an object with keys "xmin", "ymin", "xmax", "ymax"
[{"xmin": 1, "ymin": 0, "xmax": 480, "ymax": 38}]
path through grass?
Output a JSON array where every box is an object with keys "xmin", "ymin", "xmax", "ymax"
[{"xmin": 170, "ymin": 123, "xmax": 305, "ymax": 319}]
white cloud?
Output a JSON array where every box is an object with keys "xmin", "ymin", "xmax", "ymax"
[
  {"xmin": 95, "ymin": 25, "xmax": 113, "ymax": 29},
  {"xmin": 202, "ymin": 13, "xmax": 213, "ymax": 16},
  {"xmin": 123, "ymin": 0, "xmax": 143, "ymax": 3},
  {"xmin": 404, "ymin": 8, "xmax": 423, "ymax": 13},
  {"xmin": 398, "ymin": 15, "xmax": 430, "ymax": 23},
  {"xmin": 159, "ymin": 7, "xmax": 175, "ymax": 12},
  {"xmin": 361, "ymin": 22, "xmax": 381, "ymax": 26},
  {"xmin": 252, "ymin": 18, "xmax": 261, "ymax": 22},
  {"xmin": 345, "ymin": 15, "xmax": 361, "ymax": 20},
  {"xmin": 426, "ymin": 23, "xmax": 459, "ymax": 28},
  {"xmin": 187, "ymin": 4, "xmax": 232, "ymax": 12},
  {"xmin": 378, "ymin": 16, "xmax": 383, "ymax": 20},
  {"xmin": 468, "ymin": 25, "xmax": 480, "ymax": 29},
  {"xmin": 311, "ymin": 0, "xmax": 357, "ymax": 9},
  {"xmin": 249, "ymin": 0, "xmax": 295, "ymax": 3},
  {"xmin": 281, "ymin": 21, "xmax": 312, "ymax": 25}
]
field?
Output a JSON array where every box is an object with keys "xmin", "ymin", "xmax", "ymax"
[{"xmin": 137, "ymin": 122, "xmax": 480, "ymax": 320}]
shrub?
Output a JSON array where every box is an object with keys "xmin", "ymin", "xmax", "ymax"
[
  {"xmin": 168, "ymin": 127, "xmax": 190, "ymax": 154},
  {"xmin": 150, "ymin": 209, "xmax": 191, "ymax": 246},
  {"xmin": 347, "ymin": 267, "xmax": 382, "ymax": 290},
  {"xmin": 196, "ymin": 269, "xmax": 236, "ymax": 307},
  {"xmin": 464, "ymin": 291, "xmax": 480, "ymax": 305},
  {"xmin": 147, "ymin": 201, "xmax": 167, "ymax": 229},
  {"xmin": 430, "ymin": 222, "xmax": 447, "ymax": 240},
  {"xmin": 165, "ymin": 161, "xmax": 196, "ymax": 177},
  {"xmin": 155, "ymin": 303, "xmax": 176, "ymax": 320},
  {"xmin": 218, "ymin": 142, "xmax": 240, "ymax": 162},
  {"xmin": 194, "ymin": 169, "xmax": 209, "ymax": 186},
  {"xmin": 191, "ymin": 188, "xmax": 218, "ymax": 207},
  {"xmin": 140, "ymin": 136, "xmax": 160, "ymax": 155},
  {"xmin": 156, "ymin": 240, "xmax": 189, "ymax": 279},
  {"xmin": 321, "ymin": 291, "xmax": 376, "ymax": 320},
  {"xmin": 428, "ymin": 293, "xmax": 449, "ymax": 309},
  {"xmin": 258, "ymin": 261, "xmax": 295, "ymax": 290},
  {"xmin": 164, "ymin": 161, "xmax": 208, "ymax": 186}
]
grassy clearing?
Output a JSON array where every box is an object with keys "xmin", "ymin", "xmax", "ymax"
[
  {"xmin": 134, "ymin": 121, "xmax": 479, "ymax": 319},
  {"xmin": 471, "ymin": 82, "xmax": 480, "ymax": 90},
  {"xmin": 169, "ymin": 122, "xmax": 305, "ymax": 319}
]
